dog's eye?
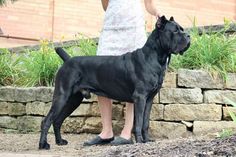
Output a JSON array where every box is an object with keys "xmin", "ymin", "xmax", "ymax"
[{"xmin": 174, "ymin": 30, "xmax": 178, "ymax": 33}]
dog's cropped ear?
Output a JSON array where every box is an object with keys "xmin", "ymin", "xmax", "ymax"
[
  {"xmin": 156, "ymin": 15, "xmax": 167, "ymax": 29},
  {"xmin": 170, "ymin": 16, "xmax": 174, "ymax": 21}
]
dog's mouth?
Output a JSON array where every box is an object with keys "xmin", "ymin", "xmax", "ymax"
[{"xmin": 179, "ymin": 41, "xmax": 190, "ymax": 55}]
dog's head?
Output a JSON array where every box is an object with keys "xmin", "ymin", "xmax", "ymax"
[{"xmin": 155, "ymin": 16, "xmax": 190, "ymax": 55}]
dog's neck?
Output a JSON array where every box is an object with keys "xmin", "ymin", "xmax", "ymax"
[{"xmin": 142, "ymin": 29, "xmax": 171, "ymax": 67}]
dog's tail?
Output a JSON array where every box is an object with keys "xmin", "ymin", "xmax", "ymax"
[{"xmin": 55, "ymin": 47, "xmax": 71, "ymax": 62}]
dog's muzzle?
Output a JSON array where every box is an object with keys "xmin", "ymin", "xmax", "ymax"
[{"xmin": 179, "ymin": 41, "xmax": 190, "ymax": 55}]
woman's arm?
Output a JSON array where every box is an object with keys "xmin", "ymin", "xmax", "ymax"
[
  {"xmin": 101, "ymin": 0, "xmax": 109, "ymax": 11},
  {"xmin": 144, "ymin": 0, "xmax": 161, "ymax": 17}
]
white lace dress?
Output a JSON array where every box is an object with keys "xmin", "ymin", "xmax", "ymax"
[{"xmin": 97, "ymin": 0, "xmax": 147, "ymax": 56}]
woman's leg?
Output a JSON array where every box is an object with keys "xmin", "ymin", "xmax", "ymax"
[
  {"xmin": 83, "ymin": 96, "xmax": 114, "ymax": 146},
  {"xmin": 98, "ymin": 96, "xmax": 114, "ymax": 139},
  {"xmin": 120, "ymin": 103, "xmax": 134, "ymax": 139}
]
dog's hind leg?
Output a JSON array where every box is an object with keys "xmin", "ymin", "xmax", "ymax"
[
  {"xmin": 39, "ymin": 91, "xmax": 71, "ymax": 150},
  {"xmin": 53, "ymin": 91, "xmax": 84, "ymax": 145},
  {"xmin": 39, "ymin": 110, "xmax": 54, "ymax": 149}
]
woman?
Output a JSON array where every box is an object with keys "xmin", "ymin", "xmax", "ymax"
[{"xmin": 84, "ymin": 0, "xmax": 161, "ymax": 146}]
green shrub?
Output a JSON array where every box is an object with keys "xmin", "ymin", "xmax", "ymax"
[
  {"xmin": 66, "ymin": 33, "xmax": 97, "ymax": 56},
  {"xmin": 170, "ymin": 24, "xmax": 236, "ymax": 78},
  {"xmin": 14, "ymin": 36, "xmax": 97, "ymax": 87},
  {"xmin": 16, "ymin": 40, "xmax": 62, "ymax": 87},
  {"xmin": 0, "ymin": 49, "xmax": 19, "ymax": 86}
]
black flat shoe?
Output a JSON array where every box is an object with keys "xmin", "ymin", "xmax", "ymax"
[
  {"xmin": 83, "ymin": 136, "xmax": 114, "ymax": 146},
  {"xmin": 110, "ymin": 136, "xmax": 133, "ymax": 146}
]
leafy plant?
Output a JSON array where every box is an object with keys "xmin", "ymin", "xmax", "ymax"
[
  {"xmin": 16, "ymin": 40, "xmax": 62, "ymax": 87},
  {"xmin": 56, "ymin": 34, "xmax": 97, "ymax": 59},
  {"xmin": 170, "ymin": 22, "xmax": 236, "ymax": 79},
  {"xmin": 73, "ymin": 33, "xmax": 97, "ymax": 56},
  {"xmin": 0, "ymin": 49, "xmax": 19, "ymax": 86},
  {"xmin": 14, "ymin": 35, "xmax": 97, "ymax": 87}
]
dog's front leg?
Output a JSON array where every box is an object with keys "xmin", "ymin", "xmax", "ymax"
[
  {"xmin": 142, "ymin": 92, "xmax": 156, "ymax": 143},
  {"xmin": 133, "ymin": 93, "xmax": 147, "ymax": 143}
]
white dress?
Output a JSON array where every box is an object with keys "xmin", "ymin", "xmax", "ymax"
[{"xmin": 97, "ymin": 0, "xmax": 147, "ymax": 56}]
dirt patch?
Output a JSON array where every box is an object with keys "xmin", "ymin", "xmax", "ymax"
[{"xmin": 0, "ymin": 133, "xmax": 236, "ymax": 157}]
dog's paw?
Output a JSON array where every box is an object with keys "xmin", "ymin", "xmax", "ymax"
[
  {"xmin": 56, "ymin": 139, "xmax": 68, "ymax": 146},
  {"xmin": 143, "ymin": 138, "xmax": 155, "ymax": 143},
  {"xmin": 39, "ymin": 142, "xmax": 50, "ymax": 150},
  {"xmin": 135, "ymin": 136, "xmax": 144, "ymax": 143},
  {"xmin": 142, "ymin": 133, "xmax": 155, "ymax": 143}
]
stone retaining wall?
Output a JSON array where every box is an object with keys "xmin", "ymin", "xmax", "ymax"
[{"xmin": 0, "ymin": 69, "xmax": 236, "ymax": 139}]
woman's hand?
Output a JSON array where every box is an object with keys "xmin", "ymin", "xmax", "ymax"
[{"xmin": 144, "ymin": 0, "xmax": 162, "ymax": 18}]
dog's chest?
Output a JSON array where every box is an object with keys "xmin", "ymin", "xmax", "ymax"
[{"xmin": 148, "ymin": 67, "xmax": 166, "ymax": 93}]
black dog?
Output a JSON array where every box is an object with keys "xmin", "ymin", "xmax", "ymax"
[{"xmin": 39, "ymin": 16, "xmax": 190, "ymax": 149}]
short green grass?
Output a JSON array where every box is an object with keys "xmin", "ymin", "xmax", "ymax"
[{"xmin": 218, "ymin": 129, "xmax": 234, "ymax": 139}]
